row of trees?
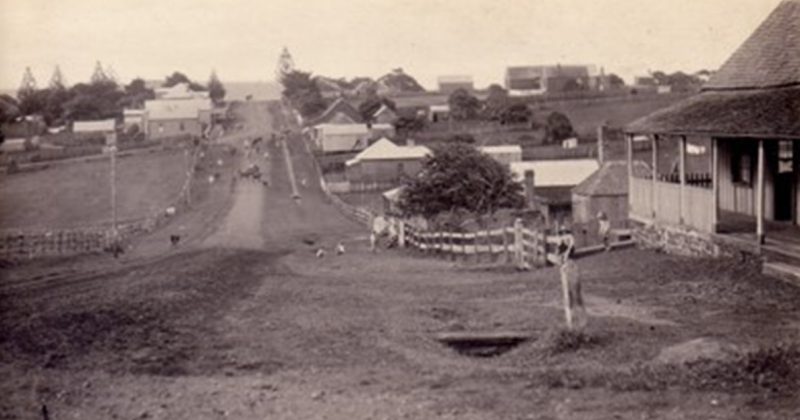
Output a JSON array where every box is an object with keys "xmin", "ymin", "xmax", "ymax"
[
  {"xmin": 7, "ymin": 64, "xmax": 226, "ymax": 127},
  {"xmin": 280, "ymin": 70, "xmax": 328, "ymax": 119}
]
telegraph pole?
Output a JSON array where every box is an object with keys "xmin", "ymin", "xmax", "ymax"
[{"xmin": 105, "ymin": 130, "xmax": 119, "ymax": 250}]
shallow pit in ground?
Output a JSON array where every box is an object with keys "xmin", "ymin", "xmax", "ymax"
[{"xmin": 434, "ymin": 331, "xmax": 532, "ymax": 358}]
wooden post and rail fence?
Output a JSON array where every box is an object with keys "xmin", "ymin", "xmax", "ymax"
[{"xmin": 397, "ymin": 218, "xmax": 635, "ymax": 269}]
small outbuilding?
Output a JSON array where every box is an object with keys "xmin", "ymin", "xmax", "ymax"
[{"xmin": 572, "ymin": 160, "xmax": 650, "ymax": 228}]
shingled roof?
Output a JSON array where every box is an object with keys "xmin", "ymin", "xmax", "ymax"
[
  {"xmin": 573, "ymin": 160, "xmax": 650, "ymax": 197},
  {"xmin": 704, "ymin": 0, "xmax": 800, "ymax": 91},
  {"xmin": 627, "ymin": 0, "xmax": 800, "ymax": 138}
]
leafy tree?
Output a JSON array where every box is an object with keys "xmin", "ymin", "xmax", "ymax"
[
  {"xmin": 118, "ymin": 78, "xmax": 155, "ymax": 109},
  {"xmin": 63, "ymin": 80, "xmax": 123, "ymax": 121},
  {"xmin": 207, "ymin": 71, "xmax": 226, "ymax": 104},
  {"xmin": 608, "ymin": 73, "xmax": 625, "ymax": 88},
  {"xmin": 0, "ymin": 94, "xmax": 20, "ymax": 124},
  {"xmin": 443, "ymin": 133, "xmax": 476, "ymax": 144},
  {"xmin": 483, "ymin": 84, "xmax": 509, "ymax": 120},
  {"xmin": 448, "ymin": 88, "xmax": 480, "ymax": 121},
  {"xmin": 545, "ymin": 111, "xmax": 574, "ymax": 143},
  {"xmin": 499, "ymin": 103, "xmax": 532, "ymax": 125},
  {"xmin": 399, "ymin": 143, "xmax": 524, "ymax": 219},
  {"xmin": 164, "ymin": 71, "xmax": 206, "ymax": 91},
  {"xmin": 280, "ymin": 70, "xmax": 328, "ymax": 118},
  {"xmin": 394, "ymin": 115, "xmax": 426, "ymax": 136}
]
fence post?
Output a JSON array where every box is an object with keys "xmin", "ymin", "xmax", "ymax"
[
  {"xmin": 503, "ymin": 226, "xmax": 510, "ymax": 264},
  {"xmin": 513, "ymin": 218, "xmax": 523, "ymax": 270},
  {"xmin": 397, "ymin": 220, "xmax": 405, "ymax": 248}
]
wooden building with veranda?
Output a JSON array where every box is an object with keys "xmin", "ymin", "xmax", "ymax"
[{"xmin": 624, "ymin": 0, "xmax": 800, "ymax": 251}]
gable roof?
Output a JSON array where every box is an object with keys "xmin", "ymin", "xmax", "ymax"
[
  {"xmin": 306, "ymin": 98, "xmax": 363, "ymax": 126},
  {"xmin": 573, "ymin": 160, "xmax": 650, "ymax": 197},
  {"xmin": 372, "ymin": 103, "xmax": 397, "ymax": 118},
  {"xmin": 510, "ymin": 159, "xmax": 600, "ymax": 187},
  {"xmin": 704, "ymin": 0, "xmax": 800, "ymax": 91},
  {"xmin": 626, "ymin": 0, "xmax": 800, "ymax": 138},
  {"xmin": 345, "ymin": 137, "xmax": 431, "ymax": 166}
]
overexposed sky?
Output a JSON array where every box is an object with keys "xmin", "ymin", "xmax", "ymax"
[{"xmin": 0, "ymin": 0, "xmax": 783, "ymax": 90}]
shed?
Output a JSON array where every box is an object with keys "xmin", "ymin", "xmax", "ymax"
[
  {"xmin": 510, "ymin": 159, "xmax": 600, "ymax": 224},
  {"xmin": 572, "ymin": 160, "xmax": 650, "ymax": 228}
]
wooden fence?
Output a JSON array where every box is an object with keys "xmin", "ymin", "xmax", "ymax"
[
  {"xmin": 0, "ymin": 144, "xmax": 204, "ymax": 260},
  {"xmin": 400, "ymin": 218, "xmax": 634, "ymax": 269}
]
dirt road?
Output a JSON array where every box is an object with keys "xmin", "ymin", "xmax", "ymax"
[{"xmin": 2, "ymin": 101, "xmax": 798, "ymax": 420}]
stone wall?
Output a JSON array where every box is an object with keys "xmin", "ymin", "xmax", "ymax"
[{"xmin": 634, "ymin": 221, "xmax": 722, "ymax": 257}]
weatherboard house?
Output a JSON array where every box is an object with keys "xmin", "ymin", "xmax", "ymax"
[
  {"xmin": 345, "ymin": 137, "xmax": 431, "ymax": 184},
  {"xmin": 624, "ymin": 0, "xmax": 800, "ymax": 262}
]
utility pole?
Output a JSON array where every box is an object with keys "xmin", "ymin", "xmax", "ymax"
[{"xmin": 105, "ymin": 130, "xmax": 119, "ymax": 252}]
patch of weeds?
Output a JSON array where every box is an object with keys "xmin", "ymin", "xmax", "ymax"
[
  {"xmin": 607, "ymin": 343, "xmax": 800, "ymax": 394},
  {"xmin": 544, "ymin": 328, "xmax": 603, "ymax": 355}
]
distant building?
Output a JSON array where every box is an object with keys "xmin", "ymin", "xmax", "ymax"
[
  {"xmin": 511, "ymin": 159, "xmax": 600, "ymax": 224},
  {"xmin": 144, "ymin": 98, "xmax": 212, "ymax": 140},
  {"xmin": 505, "ymin": 65, "xmax": 594, "ymax": 96},
  {"xmin": 72, "ymin": 119, "xmax": 116, "ymax": 139},
  {"xmin": 428, "ymin": 104, "xmax": 450, "ymax": 123},
  {"xmin": 371, "ymin": 103, "xmax": 398, "ymax": 124},
  {"xmin": 123, "ymin": 109, "xmax": 147, "ymax": 134},
  {"xmin": 305, "ymin": 98, "xmax": 363, "ymax": 127},
  {"xmin": 478, "ymin": 145, "xmax": 523, "ymax": 167},
  {"xmin": 345, "ymin": 137, "xmax": 431, "ymax": 184},
  {"xmin": 437, "ymin": 75, "xmax": 474, "ymax": 94}
]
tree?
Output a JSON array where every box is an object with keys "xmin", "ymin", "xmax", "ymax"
[
  {"xmin": 545, "ymin": 111, "xmax": 574, "ymax": 143},
  {"xmin": 280, "ymin": 70, "xmax": 328, "ymax": 118},
  {"xmin": 164, "ymin": 71, "xmax": 206, "ymax": 91},
  {"xmin": 207, "ymin": 71, "xmax": 226, "ymax": 104},
  {"xmin": 63, "ymin": 80, "xmax": 123, "ymax": 121},
  {"xmin": 398, "ymin": 143, "xmax": 524, "ymax": 219},
  {"xmin": 90, "ymin": 61, "xmax": 110, "ymax": 84},
  {"xmin": 499, "ymin": 103, "xmax": 532, "ymax": 125},
  {"xmin": 118, "ymin": 78, "xmax": 155, "ymax": 109},
  {"xmin": 448, "ymin": 88, "xmax": 481, "ymax": 121},
  {"xmin": 608, "ymin": 73, "xmax": 625, "ymax": 88},
  {"xmin": 17, "ymin": 67, "xmax": 44, "ymax": 116},
  {"xmin": 0, "ymin": 94, "xmax": 20, "ymax": 125},
  {"xmin": 483, "ymin": 84, "xmax": 509, "ymax": 120},
  {"xmin": 394, "ymin": 115, "xmax": 426, "ymax": 136}
]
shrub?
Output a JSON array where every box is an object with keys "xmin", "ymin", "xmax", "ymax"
[{"xmin": 545, "ymin": 328, "xmax": 602, "ymax": 355}]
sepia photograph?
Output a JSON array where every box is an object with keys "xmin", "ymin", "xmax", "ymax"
[{"xmin": 0, "ymin": 0, "xmax": 798, "ymax": 418}]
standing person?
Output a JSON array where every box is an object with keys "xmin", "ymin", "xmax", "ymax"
[
  {"xmin": 597, "ymin": 211, "xmax": 611, "ymax": 251},
  {"xmin": 558, "ymin": 227, "xmax": 586, "ymax": 330}
]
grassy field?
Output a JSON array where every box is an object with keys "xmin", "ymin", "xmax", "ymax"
[{"xmin": 0, "ymin": 148, "xmax": 191, "ymax": 230}]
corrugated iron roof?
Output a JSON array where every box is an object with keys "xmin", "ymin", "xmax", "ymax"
[
  {"xmin": 346, "ymin": 137, "xmax": 431, "ymax": 166},
  {"xmin": 73, "ymin": 119, "xmax": 116, "ymax": 132},
  {"xmin": 510, "ymin": 159, "xmax": 599, "ymax": 187},
  {"xmin": 145, "ymin": 99, "xmax": 211, "ymax": 121}
]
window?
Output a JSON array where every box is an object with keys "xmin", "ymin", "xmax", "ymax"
[{"xmin": 778, "ymin": 141, "xmax": 793, "ymax": 174}]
